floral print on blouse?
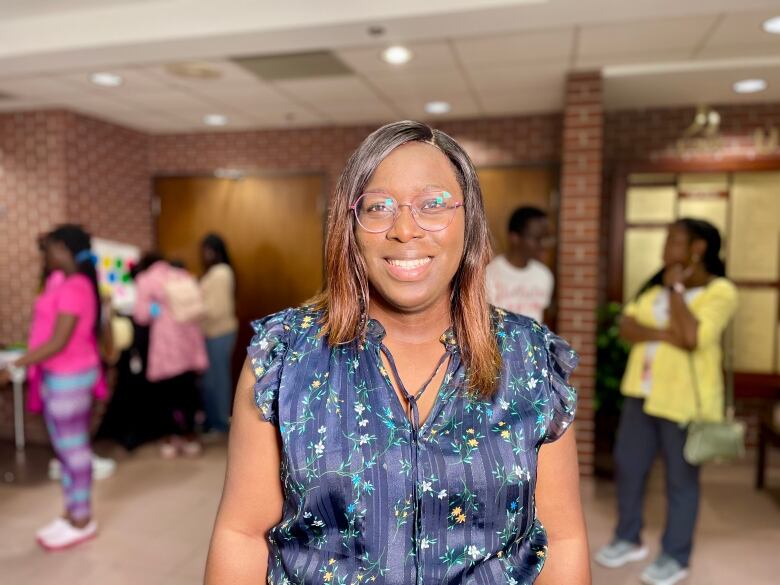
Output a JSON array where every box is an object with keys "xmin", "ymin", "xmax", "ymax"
[{"xmin": 248, "ymin": 305, "xmax": 578, "ymax": 585}]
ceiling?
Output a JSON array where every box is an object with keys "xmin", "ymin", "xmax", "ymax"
[{"xmin": 1, "ymin": 0, "xmax": 779, "ymax": 133}]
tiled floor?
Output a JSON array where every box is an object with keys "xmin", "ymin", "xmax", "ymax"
[{"xmin": 1, "ymin": 440, "xmax": 778, "ymax": 584}]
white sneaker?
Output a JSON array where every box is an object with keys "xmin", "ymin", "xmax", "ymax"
[
  {"xmin": 37, "ymin": 520, "xmax": 97, "ymax": 551},
  {"xmin": 92, "ymin": 455, "xmax": 117, "ymax": 480},
  {"xmin": 595, "ymin": 539, "xmax": 649, "ymax": 568},
  {"xmin": 641, "ymin": 555, "xmax": 690, "ymax": 585},
  {"xmin": 49, "ymin": 455, "xmax": 117, "ymax": 481},
  {"xmin": 35, "ymin": 517, "xmax": 69, "ymax": 541}
]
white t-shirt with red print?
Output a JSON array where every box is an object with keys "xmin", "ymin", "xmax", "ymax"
[{"xmin": 485, "ymin": 255, "xmax": 554, "ymax": 324}]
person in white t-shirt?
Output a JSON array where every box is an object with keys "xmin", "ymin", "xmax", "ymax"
[{"xmin": 486, "ymin": 206, "xmax": 554, "ymax": 323}]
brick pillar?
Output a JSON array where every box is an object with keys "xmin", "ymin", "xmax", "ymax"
[{"xmin": 558, "ymin": 72, "xmax": 603, "ymax": 474}]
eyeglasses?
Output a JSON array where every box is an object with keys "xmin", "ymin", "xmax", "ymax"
[{"xmin": 350, "ymin": 191, "xmax": 464, "ymax": 233}]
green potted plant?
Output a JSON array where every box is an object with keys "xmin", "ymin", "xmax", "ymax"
[{"xmin": 594, "ymin": 302, "xmax": 631, "ymax": 477}]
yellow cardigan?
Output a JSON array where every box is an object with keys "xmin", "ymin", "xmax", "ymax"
[{"xmin": 620, "ymin": 278, "xmax": 738, "ymax": 424}]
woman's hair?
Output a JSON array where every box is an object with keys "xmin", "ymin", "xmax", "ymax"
[
  {"xmin": 635, "ymin": 217, "xmax": 726, "ymax": 298},
  {"xmin": 202, "ymin": 233, "xmax": 232, "ymax": 268},
  {"xmin": 131, "ymin": 251, "xmax": 164, "ymax": 279},
  {"xmin": 312, "ymin": 120, "xmax": 500, "ymax": 397},
  {"xmin": 47, "ymin": 224, "xmax": 102, "ymax": 336}
]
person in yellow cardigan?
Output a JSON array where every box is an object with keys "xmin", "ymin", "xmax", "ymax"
[{"xmin": 595, "ymin": 218, "xmax": 738, "ymax": 585}]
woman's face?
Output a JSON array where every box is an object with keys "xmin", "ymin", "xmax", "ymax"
[
  {"xmin": 45, "ymin": 240, "xmax": 71, "ymax": 271},
  {"xmin": 356, "ymin": 142, "xmax": 465, "ymax": 314},
  {"xmin": 663, "ymin": 223, "xmax": 693, "ymax": 267},
  {"xmin": 202, "ymin": 245, "xmax": 216, "ymax": 268}
]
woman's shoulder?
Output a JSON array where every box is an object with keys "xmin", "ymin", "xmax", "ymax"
[
  {"xmin": 60, "ymin": 272, "xmax": 93, "ymax": 294},
  {"xmin": 490, "ymin": 305, "xmax": 546, "ymax": 341},
  {"xmin": 250, "ymin": 304, "xmax": 325, "ymax": 348},
  {"xmin": 705, "ymin": 277, "xmax": 737, "ymax": 297}
]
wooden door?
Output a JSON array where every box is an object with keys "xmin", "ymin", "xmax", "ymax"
[{"xmin": 155, "ymin": 174, "xmax": 325, "ymax": 380}]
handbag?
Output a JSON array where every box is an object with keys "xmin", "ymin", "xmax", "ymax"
[{"xmin": 683, "ymin": 324, "xmax": 745, "ymax": 465}]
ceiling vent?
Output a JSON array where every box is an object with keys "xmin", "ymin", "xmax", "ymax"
[{"xmin": 233, "ymin": 51, "xmax": 353, "ymax": 81}]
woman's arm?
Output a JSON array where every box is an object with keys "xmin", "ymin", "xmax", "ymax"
[
  {"xmin": 204, "ymin": 359, "xmax": 284, "ymax": 584},
  {"xmin": 14, "ymin": 313, "xmax": 77, "ymax": 368},
  {"xmin": 535, "ymin": 426, "xmax": 591, "ymax": 585},
  {"xmin": 619, "ymin": 315, "xmax": 670, "ymax": 345},
  {"xmin": 666, "ymin": 290, "xmax": 699, "ymax": 351}
]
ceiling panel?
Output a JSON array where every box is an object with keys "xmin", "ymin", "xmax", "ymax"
[
  {"xmin": 0, "ymin": 75, "xmax": 84, "ymax": 98},
  {"xmin": 110, "ymin": 88, "xmax": 221, "ymax": 113},
  {"xmin": 454, "ymin": 28, "xmax": 574, "ymax": 66},
  {"xmin": 701, "ymin": 9, "xmax": 780, "ymax": 49},
  {"xmin": 697, "ymin": 43, "xmax": 780, "ymax": 60},
  {"xmin": 479, "ymin": 85, "xmax": 564, "ymax": 115},
  {"xmin": 335, "ymin": 42, "xmax": 457, "ymax": 74},
  {"xmin": 274, "ymin": 76, "xmax": 380, "ymax": 103},
  {"xmin": 604, "ymin": 65, "xmax": 780, "ymax": 110},
  {"xmin": 364, "ymin": 69, "xmax": 472, "ymax": 101},
  {"xmin": 58, "ymin": 67, "xmax": 171, "ymax": 94},
  {"xmin": 575, "ymin": 49, "xmax": 693, "ymax": 70},
  {"xmin": 142, "ymin": 60, "xmax": 263, "ymax": 90},
  {"xmin": 89, "ymin": 108, "xmax": 188, "ymax": 133},
  {"xmin": 0, "ymin": 98, "xmax": 57, "ymax": 112},
  {"xmin": 579, "ymin": 15, "xmax": 719, "ymax": 59},
  {"xmin": 466, "ymin": 63, "xmax": 567, "ymax": 92},
  {"xmin": 396, "ymin": 93, "xmax": 482, "ymax": 121},
  {"xmin": 183, "ymin": 84, "xmax": 292, "ymax": 112}
]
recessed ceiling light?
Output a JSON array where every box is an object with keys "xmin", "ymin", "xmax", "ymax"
[
  {"xmin": 762, "ymin": 16, "xmax": 780, "ymax": 34},
  {"xmin": 381, "ymin": 45, "xmax": 413, "ymax": 65},
  {"xmin": 89, "ymin": 72, "xmax": 123, "ymax": 87},
  {"xmin": 203, "ymin": 114, "xmax": 228, "ymax": 126},
  {"xmin": 733, "ymin": 78, "xmax": 768, "ymax": 94},
  {"xmin": 424, "ymin": 101, "xmax": 451, "ymax": 115}
]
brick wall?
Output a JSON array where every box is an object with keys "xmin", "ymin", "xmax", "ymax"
[
  {"xmin": 605, "ymin": 102, "xmax": 780, "ymax": 165},
  {"xmin": 558, "ymin": 72, "xmax": 604, "ymax": 473},
  {"xmin": 149, "ymin": 115, "xmax": 561, "ymax": 190},
  {"xmin": 0, "ymin": 112, "xmax": 68, "ymax": 346},
  {"xmin": 64, "ymin": 114, "xmax": 152, "ymax": 249},
  {"xmin": 0, "ymin": 110, "xmax": 151, "ymax": 443}
]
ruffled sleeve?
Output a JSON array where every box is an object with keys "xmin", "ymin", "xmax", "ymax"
[
  {"xmin": 247, "ymin": 309, "xmax": 292, "ymax": 424},
  {"xmin": 542, "ymin": 329, "xmax": 579, "ymax": 443}
]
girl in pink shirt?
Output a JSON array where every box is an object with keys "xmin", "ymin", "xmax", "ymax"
[{"xmin": 3, "ymin": 225, "xmax": 105, "ymax": 551}]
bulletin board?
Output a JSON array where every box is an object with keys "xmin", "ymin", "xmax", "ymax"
[{"xmin": 92, "ymin": 238, "xmax": 140, "ymax": 314}]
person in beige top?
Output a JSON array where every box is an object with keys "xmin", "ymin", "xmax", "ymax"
[{"xmin": 200, "ymin": 234, "xmax": 238, "ymax": 433}]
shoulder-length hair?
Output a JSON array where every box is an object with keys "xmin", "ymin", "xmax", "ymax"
[{"xmin": 312, "ymin": 120, "xmax": 500, "ymax": 397}]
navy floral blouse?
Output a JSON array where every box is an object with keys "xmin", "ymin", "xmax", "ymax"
[{"xmin": 248, "ymin": 305, "xmax": 578, "ymax": 585}]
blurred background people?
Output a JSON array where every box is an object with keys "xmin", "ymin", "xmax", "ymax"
[
  {"xmin": 595, "ymin": 219, "xmax": 738, "ymax": 585},
  {"xmin": 486, "ymin": 206, "xmax": 554, "ymax": 323},
  {"xmin": 198, "ymin": 234, "xmax": 238, "ymax": 435},
  {"xmin": 95, "ymin": 253, "xmax": 172, "ymax": 450},
  {"xmin": 133, "ymin": 254, "xmax": 209, "ymax": 458}
]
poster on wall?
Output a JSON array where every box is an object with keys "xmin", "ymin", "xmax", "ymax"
[{"xmin": 92, "ymin": 237, "xmax": 140, "ymax": 315}]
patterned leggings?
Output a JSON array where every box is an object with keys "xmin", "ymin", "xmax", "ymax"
[{"xmin": 42, "ymin": 369, "xmax": 98, "ymax": 522}]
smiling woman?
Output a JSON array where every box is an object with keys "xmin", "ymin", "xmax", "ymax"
[{"xmin": 205, "ymin": 120, "xmax": 591, "ymax": 585}]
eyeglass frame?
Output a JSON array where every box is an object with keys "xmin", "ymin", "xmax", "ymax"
[{"xmin": 349, "ymin": 191, "xmax": 465, "ymax": 233}]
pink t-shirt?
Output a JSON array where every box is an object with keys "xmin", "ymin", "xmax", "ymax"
[
  {"xmin": 43, "ymin": 273, "xmax": 101, "ymax": 373},
  {"xmin": 26, "ymin": 272, "xmax": 105, "ymax": 412}
]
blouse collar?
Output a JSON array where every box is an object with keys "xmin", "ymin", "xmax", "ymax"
[{"xmin": 365, "ymin": 318, "xmax": 458, "ymax": 352}]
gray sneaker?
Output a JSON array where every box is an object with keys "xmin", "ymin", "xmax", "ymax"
[
  {"xmin": 595, "ymin": 539, "xmax": 649, "ymax": 568},
  {"xmin": 640, "ymin": 554, "xmax": 689, "ymax": 585}
]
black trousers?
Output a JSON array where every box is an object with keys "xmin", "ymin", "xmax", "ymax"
[
  {"xmin": 157, "ymin": 371, "xmax": 201, "ymax": 437},
  {"xmin": 614, "ymin": 397, "xmax": 700, "ymax": 567}
]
